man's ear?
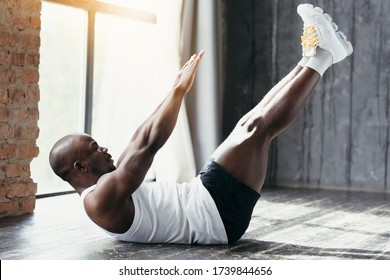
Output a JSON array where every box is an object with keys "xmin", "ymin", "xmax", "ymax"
[{"xmin": 74, "ymin": 161, "xmax": 87, "ymax": 173}]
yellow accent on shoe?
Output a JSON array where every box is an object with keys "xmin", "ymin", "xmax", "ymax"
[{"xmin": 301, "ymin": 25, "xmax": 319, "ymax": 57}]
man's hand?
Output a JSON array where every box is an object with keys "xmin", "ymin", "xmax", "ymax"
[{"xmin": 172, "ymin": 50, "xmax": 204, "ymax": 94}]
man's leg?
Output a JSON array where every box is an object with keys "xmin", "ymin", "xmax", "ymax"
[
  {"xmin": 237, "ymin": 63, "xmax": 304, "ymax": 127},
  {"xmin": 213, "ymin": 67, "xmax": 320, "ymax": 192},
  {"xmin": 212, "ymin": 4, "xmax": 353, "ymax": 193}
]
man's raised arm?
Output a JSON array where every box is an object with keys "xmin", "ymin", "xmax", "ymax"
[{"xmin": 107, "ymin": 51, "xmax": 204, "ymax": 196}]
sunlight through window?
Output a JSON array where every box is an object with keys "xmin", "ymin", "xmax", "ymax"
[{"xmin": 32, "ymin": 0, "xmax": 158, "ymax": 195}]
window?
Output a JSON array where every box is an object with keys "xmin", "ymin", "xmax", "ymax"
[
  {"xmin": 92, "ymin": 12, "xmax": 157, "ymax": 170},
  {"xmin": 32, "ymin": 0, "xmax": 157, "ymax": 195}
]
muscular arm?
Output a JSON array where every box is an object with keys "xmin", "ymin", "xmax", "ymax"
[
  {"xmin": 85, "ymin": 51, "xmax": 204, "ymax": 231},
  {"xmin": 117, "ymin": 50, "xmax": 204, "ymax": 170}
]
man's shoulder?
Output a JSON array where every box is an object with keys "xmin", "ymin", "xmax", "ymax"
[{"xmin": 83, "ymin": 174, "xmax": 136, "ymax": 234}]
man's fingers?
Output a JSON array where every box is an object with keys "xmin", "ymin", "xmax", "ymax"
[
  {"xmin": 188, "ymin": 50, "xmax": 204, "ymax": 65},
  {"xmin": 197, "ymin": 50, "xmax": 205, "ymax": 59},
  {"xmin": 192, "ymin": 50, "xmax": 204, "ymax": 63},
  {"xmin": 182, "ymin": 53, "xmax": 197, "ymax": 68},
  {"xmin": 179, "ymin": 50, "xmax": 204, "ymax": 77},
  {"xmin": 188, "ymin": 50, "xmax": 204, "ymax": 70}
]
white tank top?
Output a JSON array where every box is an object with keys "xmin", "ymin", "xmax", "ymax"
[{"xmin": 81, "ymin": 176, "xmax": 228, "ymax": 244}]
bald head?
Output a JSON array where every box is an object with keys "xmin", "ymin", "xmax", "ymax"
[{"xmin": 49, "ymin": 134, "xmax": 89, "ymax": 183}]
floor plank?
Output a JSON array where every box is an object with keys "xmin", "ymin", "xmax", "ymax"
[{"xmin": 0, "ymin": 186, "xmax": 389, "ymax": 260}]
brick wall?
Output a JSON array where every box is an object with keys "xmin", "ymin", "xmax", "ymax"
[{"xmin": 0, "ymin": 0, "xmax": 41, "ymax": 218}]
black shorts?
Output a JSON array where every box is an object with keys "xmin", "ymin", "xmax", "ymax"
[{"xmin": 199, "ymin": 159, "xmax": 260, "ymax": 244}]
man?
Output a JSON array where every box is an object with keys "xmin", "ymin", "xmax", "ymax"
[{"xmin": 49, "ymin": 4, "xmax": 353, "ymax": 245}]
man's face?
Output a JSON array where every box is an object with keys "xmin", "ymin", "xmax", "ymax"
[{"xmin": 79, "ymin": 135, "xmax": 116, "ymax": 177}]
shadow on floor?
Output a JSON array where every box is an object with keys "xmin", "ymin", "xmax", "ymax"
[
  {"xmin": 81, "ymin": 238, "xmax": 390, "ymax": 260},
  {"xmin": 1, "ymin": 186, "xmax": 389, "ymax": 260}
]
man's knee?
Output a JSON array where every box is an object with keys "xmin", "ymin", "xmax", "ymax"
[{"xmin": 242, "ymin": 115, "xmax": 271, "ymax": 140}]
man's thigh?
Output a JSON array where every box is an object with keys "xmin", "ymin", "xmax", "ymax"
[{"xmin": 212, "ymin": 123, "xmax": 271, "ymax": 192}]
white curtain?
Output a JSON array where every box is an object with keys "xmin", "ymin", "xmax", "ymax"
[
  {"xmin": 182, "ymin": 0, "xmax": 223, "ymax": 171},
  {"xmin": 153, "ymin": 0, "xmax": 223, "ymax": 180},
  {"xmin": 152, "ymin": 0, "xmax": 197, "ymax": 182}
]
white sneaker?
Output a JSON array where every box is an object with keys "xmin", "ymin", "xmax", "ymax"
[{"xmin": 297, "ymin": 3, "xmax": 353, "ymax": 64}]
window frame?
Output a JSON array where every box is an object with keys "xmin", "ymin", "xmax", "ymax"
[{"xmin": 43, "ymin": 0, "xmax": 156, "ymax": 134}]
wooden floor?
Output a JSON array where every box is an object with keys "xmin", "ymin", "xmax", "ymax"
[{"xmin": 1, "ymin": 186, "xmax": 389, "ymax": 260}]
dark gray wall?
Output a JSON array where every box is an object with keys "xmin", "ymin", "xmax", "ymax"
[{"xmin": 222, "ymin": 0, "xmax": 390, "ymax": 192}]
